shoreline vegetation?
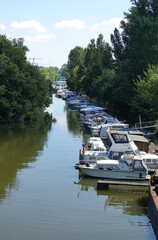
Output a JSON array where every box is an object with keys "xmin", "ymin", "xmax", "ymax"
[
  {"xmin": 0, "ymin": 35, "xmax": 61, "ymax": 123},
  {"xmin": 65, "ymin": 0, "xmax": 158, "ymax": 126},
  {"xmin": 0, "ymin": 0, "xmax": 158, "ymax": 129}
]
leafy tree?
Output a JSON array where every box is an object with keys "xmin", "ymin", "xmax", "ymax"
[
  {"xmin": 131, "ymin": 65, "xmax": 158, "ymax": 121},
  {"xmin": 110, "ymin": 0, "xmax": 158, "ymax": 122},
  {"xmin": 59, "ymin": 64, "xmax": 67, "ymax": 77},
  {"xmin": 91, "ymin": 69, "xmax": 116, "ymax": 106},
  {"xmin": 40, "ymin": 66, "xmax": 60, "ymax": 82},
  {"xmin": 110, "ymin": 28, "xmax": 124, "ymax": 63},
  {"xmin": 66, "ymin": 46, "xmax": 85, "ymax": 90},
  {"xmin": 83, "ymin": 34, "xmax": 113, "ymax": 97},
  {"xmin": 0, "ymin": 35, "xmax": 52, "ymax": 122}
]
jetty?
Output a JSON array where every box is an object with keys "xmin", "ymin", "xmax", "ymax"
[
  {"xmin": 97, "ymin": 179, "xmax": 149, "ymax": 190},
  {"xmin": 134, "ymin": 120, "xmax": 157, "ymax": 130}
]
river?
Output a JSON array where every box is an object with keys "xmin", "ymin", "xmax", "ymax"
[{"xmin": 0, "ymin": 95, "xmax": 156, "ymax": 240}]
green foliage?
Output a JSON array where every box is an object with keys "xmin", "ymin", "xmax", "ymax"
[
  {"xmin": 66, "ymin": 34, "xmax": 114, "ymax": 96},
  {"xmin": 66, "ymin": 0, "xmax": 158, "ymax": 123},
  {"xmin": 0, "ymin": 35, "xmax": 52, "ymax": 122},
  {"xmin": 66, "ymin": 46, "xmax": 85, "ymax": 90},
  {"xmin": 154, "ymin": 120, "xmax": 158, "ymax": 137},
  {"xmin": 91, "ymin": 69, "xmax": 116, "ymax": 106},
  {"xmin": 40, "ymin": 66, "xmax": 60, "ymax": 82},
  {"xmin": 59, "ymin": 64, "xmax": 67, "ymax": 77},
  {"xmin": 131, "ymin": 65, "xmax": 158, "ymax": 121},
  {"xmin": 110, "ymin": 28, "xmax": 124, "ymax": 63},
  {"xmin": 109, "ymin": 0, "xmax": 158, "ymax": 122}
]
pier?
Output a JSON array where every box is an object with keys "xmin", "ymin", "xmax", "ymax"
[
  {"xmin": 97, "ymin": 179, "xmax": 150, "ymax": 190},
  {"xmin": 134, "ymin": 120, "xmax": 157, "ymax": 130}
]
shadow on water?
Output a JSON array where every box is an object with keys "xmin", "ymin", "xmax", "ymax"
[
  {"xmin": 0, "ymin": 117, "xmax": 52, "ymax": 204},
  {"xmin": 74, "ymin": 172, "xmax": 149, "ymax": 217}
]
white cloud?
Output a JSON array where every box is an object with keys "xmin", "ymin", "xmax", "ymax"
[
  {"xmin": 55, "ymin": 19, "xmax": 87, "ymax": 30},
  {"xmin": 91, "ymin": 17, "xmax": 122, "ymax": 32},
  {"xmin": 25, "ymin": 33, "xmax": 56, "ymax": 42},
  {"xmin": 0, "ymin": 24, "xmax": 6, "ymax": 30},
  {"xmin": 10, "ymin": 20, "xmax": 46, "ymax": 33}
]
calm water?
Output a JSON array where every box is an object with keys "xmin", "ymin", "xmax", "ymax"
[{"xmin": 0, "ymin": 95, "xmax": 156, "ymax": 240}]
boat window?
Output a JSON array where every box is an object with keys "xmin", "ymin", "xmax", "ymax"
[
  {"xmin": 89, "ymin": 157, "xmax": 96, "ymax": 160},
  {"xmin": 146, "ymin": 159, "xmax": 151, "ymax": 162},
  {"xmin": 133, "ymin": 160, "xmax": 144, "ymax": 170},
  {"xmin": 107, "ymin": 136, "xmax": 112, "ymax": 147},
  {"xmin": 112, "ymin": 152, "xmax": 119, "ymax": 158},
  {"xmin": 98, "ymin": 164, "xmax": 104, "ymax": 169},
  {"xmin": 152, "ymin": 159, "xmax": 157, "ymax": 163},
  {"xmin": 111, "ymin": 133, "xmax": 129, "ymax": 143},
  {"xmin": 125, "ymin": 159, "xmax": 132, "ymax": 166},
  {"xmin": 98, "ymin": 156, "xmax": 106, "ymax": 160}
]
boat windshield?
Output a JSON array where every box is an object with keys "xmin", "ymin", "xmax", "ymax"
[
  {"xmin": 111, "ymin": 133, "xmax": 129, "ymax": 144},
  {"xmin": 133, "ymin": 160, "xmax": 146, "ymax": 171}
]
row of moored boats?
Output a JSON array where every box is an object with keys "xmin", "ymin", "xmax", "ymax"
[{"xmin": 56, "ymin": 87, "xmax": 158, "ymax": 181}]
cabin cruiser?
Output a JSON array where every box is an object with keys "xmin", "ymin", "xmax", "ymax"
[
  {"xmin": 106, "ymin": 129, "xmax": 158, "ymax": 168},
  {"xmin": 75, "ymin": 154, "xmax": 148, "ymax": 180},
  {"xmin": 78, "ymin": 129, "xmax": 158, "ymax": 168}
]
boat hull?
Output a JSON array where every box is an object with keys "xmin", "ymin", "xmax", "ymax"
[{"xmin": 79, "ymin": 166, "xmax": 147, "ymax": 180}]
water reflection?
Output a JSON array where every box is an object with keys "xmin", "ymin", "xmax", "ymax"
[
  {"xmin": 0, "ymin": 118, "xmax": 52, "ymax": 204},
  {"xmin": 65, "ymin": 107, "xmax": 92, "ymax": 144},
  {"xmin": 66, "ymin": 109, "xmax": 82, "ymax": 136},
  {"xmin": 74, "ymin": 173, "xmax": 149, "ymax": 217}
]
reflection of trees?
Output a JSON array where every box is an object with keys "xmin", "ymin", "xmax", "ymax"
[
  {"xmin": 74, "ymin": 174, "xmax": 149, "ymax": 217},
  {"xmin": 66, "ymin": 107, "xmax": 92, "ymax": 142},
  {"xmin": 66, "ymin": 109, "xmax": 82, "ymax": 136},
  {"xmin": 0, "ymin": 117, "xmax": 52, "ymax": 204}
]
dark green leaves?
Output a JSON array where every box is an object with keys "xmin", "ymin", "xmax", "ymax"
[{"xmin": 0, "ymin": 35, "xmax": 52, "ymax": 122}]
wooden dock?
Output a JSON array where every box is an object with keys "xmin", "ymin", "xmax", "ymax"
[
  {"xmin": 134, "ymin": 120, "xmax": 157, "ymax": 130},
  {"xmin": 97, "ymin": 179, "xmax": 149, "ymax": 190}
]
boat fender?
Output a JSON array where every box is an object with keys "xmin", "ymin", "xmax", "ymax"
[
  {"xmin": 86, "ymin": 163, "xmax": 90, "ymax": 167},
  {"xmin": 85, "ymin": 144, "xmax": 88, "ymax": 151}
]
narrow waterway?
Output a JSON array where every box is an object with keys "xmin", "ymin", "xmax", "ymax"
[{"xmin": 0, "ymin": 95, "xmax": 156, "ymax": 240}]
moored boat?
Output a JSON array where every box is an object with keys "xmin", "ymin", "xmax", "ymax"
[{"xmin": 75, "ymin": 155, "xmax": 148, "ymax": 181}]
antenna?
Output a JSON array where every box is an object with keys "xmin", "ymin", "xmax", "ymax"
[{"xmin": 29, "ymin": 58, "xmax": 43, "ymax": 65}]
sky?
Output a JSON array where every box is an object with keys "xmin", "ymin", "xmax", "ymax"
[{"xmin": 0, "ymin": 0, "xmax": 132, "ymax": 69}]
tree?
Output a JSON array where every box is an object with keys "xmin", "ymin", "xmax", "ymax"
[
  {"xmin": 110, "ymin": 0, "xmax": 158, "ymax": 122},
  {"xmin": 83, "ymin": 34, "xmax": 113, "ymax": 97},
  {"xmin": 40, "ymin": 66, "xmax": 60, "ymax": 82},
  {"xmin": 0, "ymin": 35, "xmax": 52, "ymax": 122},
  {"xmin": 131, "ymin": 65, "xmax": 158, "ymax": 121},
  {"xmin": 59, "ymin": 64, "xmax": 67, "ymax": 77},
  {"xmin": 110, "ymin": 28, "xmax": 124, "ymax": 63},
  {"xmin": 91, "ymin": 69, "xmax": 116, "ymax": 106},
  {"xmin": 66, "ymin": 46, "xmax": 85, "ymax": 90}
]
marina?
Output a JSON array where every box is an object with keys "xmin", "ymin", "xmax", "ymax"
[
  {"xmin": 56, "ymin": 85, "xmax": 158, "ymax": 239},
  {"xmin": 0, "ymin": 94, "xmax": 156, "ymax": 240}
]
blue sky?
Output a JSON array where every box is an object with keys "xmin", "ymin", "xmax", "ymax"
[{"xmin": 1, "ymin": 0, "xmax": 132, "ymax": 68}]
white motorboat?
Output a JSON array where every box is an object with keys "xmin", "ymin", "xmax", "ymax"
[
  {"xmin": 106, "ymin": 129, "xmax": 158, "ymax": 168},
  {"xmin": 75, "ymin": 155, "xmax": 148, "ymax": 180}
]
